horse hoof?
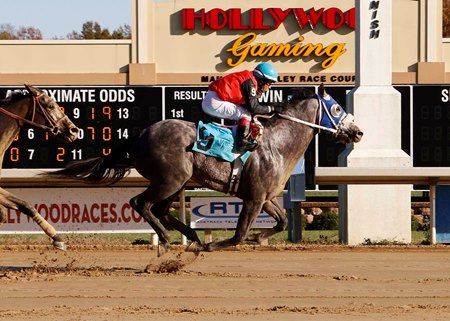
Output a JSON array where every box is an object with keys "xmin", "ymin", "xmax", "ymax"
[
  {"xmin": 157, "ymin": 244, "xmax": 170, "ymax": 257},
  {"xmin": 53, "ymin": 241, "xmax": 66, "ymax": 251},
  {"xmin": 185, "ymin": 241, "xmax": 204, "ymax": 253}
]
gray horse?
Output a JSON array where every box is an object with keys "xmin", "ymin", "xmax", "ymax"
[
  {"xmin": 0, "ymin": 85, "xmax": 79, "ymax": 250},
  {"xmin": 48, "ymin": 86, "xmax": 362, "ymax": 255}
]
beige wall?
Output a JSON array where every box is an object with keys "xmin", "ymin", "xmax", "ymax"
[{"xmin": 0, "ymin": 0, "xmax": 448, "ymax": 85}]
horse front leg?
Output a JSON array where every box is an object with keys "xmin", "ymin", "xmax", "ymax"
[
  {"xmin": 246, "ymin": 198, "xmax": 287, "ymax": 243},
  {"xmin": 0, "ymin": 188, "xmax": 65, "ymax": 250},
  {"xmin": 205, "ymin": 200, "xmax": 263, "ymax": 252}
]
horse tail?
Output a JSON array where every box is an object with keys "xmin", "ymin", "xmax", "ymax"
[{"xmin": 47, "ymin": 138, "xmax": 135, "ymax": 185}]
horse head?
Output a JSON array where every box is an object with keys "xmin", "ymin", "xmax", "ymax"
[
  {"xmin": 23, "ymin": 84, "xmax": 79, "ymax": 143},
  {"xmin": 318, "ymin": 84, "xmax": 363, "ymax": 144}
]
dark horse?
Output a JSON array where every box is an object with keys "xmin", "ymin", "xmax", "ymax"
[
  {"xmin": 48, "ymin": 86, "xmax": 362, "ymax": 255},
  {"xmin": 0, "ymin": 85, "xmax": 79, "ymax": 250}
]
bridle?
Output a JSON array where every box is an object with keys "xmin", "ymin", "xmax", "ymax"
[
  {"xmin": 0, "ymin": 93, "xmax": 67, "ymax": 135},
  {"xmin": 254, "ymin": 96, "xmax": 345, "ymax": 134}
]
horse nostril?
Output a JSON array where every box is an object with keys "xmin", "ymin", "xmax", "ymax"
[{"xmin": 358, "ymin": 131, "xmax": 364, "ymax": 137}]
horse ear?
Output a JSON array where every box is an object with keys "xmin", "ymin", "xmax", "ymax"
[
  {"xmin": 318, "ymin": 83, "xmax": 326, "ymax": 97},
  {"xmin": 24, "ymin": 84, "xmax": 41, "ymax": 96}
]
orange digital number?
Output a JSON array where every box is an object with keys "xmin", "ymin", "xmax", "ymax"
[
  {"xmin": 102, "ymin": 127, "xmax": 111, "ymax": 141},
  {"xmin": 10, "ymin": 147, "xmax": 19, "ymax": 162},
  {"xmin": 56, "ymin": 147, "xmax": 65, "ymax": 162},
  {"xmin": 103, "ymin": 106, "xmax": 112, "ymax": 120},
  {"xmin": 103, "ymin": 148, "xmax": 111, "ymax": 156},
  {"xmin": 87, "ymin": 126, "xmax": 95, "ymax": 140}
]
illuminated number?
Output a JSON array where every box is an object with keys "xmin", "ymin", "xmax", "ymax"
[
  {"xmin": 10, "ymin": 147, "xmax": 19, "ymax": 162},
  {"xmin": 103, "ymin": 148, "xmax": 111, "ymax": 156},
  {"xmin": 45, "ymin": 132, "xmax": 50, "ymax": 140},
  {"xmin": 87, "ymin": 126, "xmax": 95, "ymax": 140},
  {"xmin": 28, "ymin": 128, "xmax": 35, "ymax": 139},
  {"xmin": 60, "ymin": 106, "xmax": 65, "ymax": 113},
  {"xmin": 71, "ymin": 149, "xmax": 83, "ymax": 160},
  {"xmin": 118, "ymin": 108, "xmax": 129, "ymax": 119},
  {"xmin": 103, "ymin": 106, "xmax": 112, "ymax": 120},
  {"xmin": 102, "ymin": 127, "xmax": 111, "ymax": 141},
  {"xmin": 13, "ymin": 134, "xmax": 19, "ymax": 142},
  {"xmin": 56, "ymin": 147, "xmax": 65, "ymax": 162},
  {"xmin": 117, "ymin": 128, "xmax": 129, "ymax": 139},
  {"xmin": 73, "ymin": 108, "xmax": 80, "ymax": 119},
  {"xmin": 91, "ymin": 107, "xmax": 95, "ymax": 120},
  {"xmin": 27, "ymin": 149, "xmax": 35, "ymax": 160},
  {"xmin": 77, "ymin": 128, "xmax": 85, "ymax": 139}
]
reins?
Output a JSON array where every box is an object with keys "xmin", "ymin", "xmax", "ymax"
[
  {"xmin": 254, "ymin": 98, "xmax": 338, "ymax": 134},
  {"xmin": 0, "ymin": 93, "xmax": 66, "ymax": 135}
]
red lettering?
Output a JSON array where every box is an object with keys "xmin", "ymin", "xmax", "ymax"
[
  {"xmin": 181, "ymin": 7, "xmax": 355, "ymax": 31},
  {"xmin": 82, "ymin": 205, "xmax": 92, "ymax": 223},
  {"xmin": 182, "ymin": 8, "xmax": 206, "ymax": 30},
  {"xmin": 208, "ymin": 8, "xmax": 227, "ymax": 30},
  {"xmin": 293, "ymin": 8, "xmax": 324, "ymax": 29},
  {"xmin": 250, "ymin": 8, "xmax": 270, "ymax": 30},
  {"xmin": 49, "ymin": 204, "xmax": 60, "ymax": 223},
  {"xmin": 109, "ymin": 204, "xmax": 118, "ymax": 223},
  {"xmin": 121, "ymin": 203, "xmax": 132, "ymax": 223},
  {"xmin": 228, "ymin": 8, "xmax": 248, "ymax": 30},
  {"xmin": 101, "ymin": 203, "xmax": 109, "ymax": 223},
  {"xmin": 72, "ymin": 204, "xmax": 80, "ymax": 223},
  {"xmin": 345, "ymin": 8, "xmax": 355, "ymax": 29},
  {"xmin": 61, "ymin": 204, "xmax": 71, "ymax": 223},
  {"xmin": 322, "ymin": 7, "xmax": 344, "ymax": 29},
  {"xmin": 267, "ymin": 8, "xmax": 291, "ymax": 30}
]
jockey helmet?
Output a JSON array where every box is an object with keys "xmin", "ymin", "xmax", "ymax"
[{"xmin": 253, "ymin": 63, "xmax": 278, "ymax": 83}]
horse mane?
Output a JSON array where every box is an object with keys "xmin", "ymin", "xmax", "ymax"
[
  {"xmin": 0, "ymin": 91, "xmax": 32, "ymax": 106},
  {"xmin": 259, "ymin": 87, "xmax": 316, "ymax": 126}
]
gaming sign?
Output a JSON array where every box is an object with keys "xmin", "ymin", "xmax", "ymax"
[{"xmin": 181, "ymin": 7, "xmax": 354, "ymax": 69}]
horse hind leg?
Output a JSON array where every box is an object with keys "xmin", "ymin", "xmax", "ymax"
[
  {"xmin": 130, "ymin": 190, "xmax": 172, "ymax": 257},
  {"xmin": 152, "ymin": 197, "xmax": 203, "ymax": 249},
  {"xmin": 0, "ymin": 188, "xmax": 65, "ymax": 250}
]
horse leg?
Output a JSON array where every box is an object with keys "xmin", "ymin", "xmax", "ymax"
[
  {"xmin": 152, "ymin": 197, "xmax": 203, "ymax": 248},
  {"xmin": 245, "ymin": 198, "xmax": 287, "ymax": 243},
  {"xmin": 0, "ymin": 188, "xmax": 65, "ymax": 250},
  {"xmin": 129, "ymin": 188, "xmax": 172, "ymax": 257},
  {"xmin": 205, "ymin": 200, "xmax": 263, "ymax": 251}
]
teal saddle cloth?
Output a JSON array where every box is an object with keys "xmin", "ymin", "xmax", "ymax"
[{"xmin": 192, "ymin": 121, "xmax": 251, "ymax": 163}]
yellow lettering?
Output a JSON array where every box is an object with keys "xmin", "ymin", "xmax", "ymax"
[{"xmin": 226, "ymin": 32, "xmax": 346, "ymax": 69}]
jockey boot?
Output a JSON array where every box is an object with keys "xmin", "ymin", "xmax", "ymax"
[{"xmin": 236, "ymin": 118, "xmax": 257, "ymax": 152}]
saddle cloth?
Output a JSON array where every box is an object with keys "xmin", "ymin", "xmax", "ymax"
[{"xmin": 192, "ymin": 121, "xmax": 251, "ymax": 163}]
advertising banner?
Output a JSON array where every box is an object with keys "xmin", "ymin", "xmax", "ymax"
[
  {"xmin": 190, "ymin": 197, "xmax": 279, "ymax": 229},
  {"xmin": 0, "ymin": 187, "xmax": 153, "ymax": 233}
]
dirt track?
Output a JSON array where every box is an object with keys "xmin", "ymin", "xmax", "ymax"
[{"xmin": 1, "ymin": 245, "xmax": 450, "ymax": 321}]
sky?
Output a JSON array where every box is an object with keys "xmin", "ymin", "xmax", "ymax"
[{"xmin": 0, "ymin": 0, "xmax": 131, "ymax": 39}]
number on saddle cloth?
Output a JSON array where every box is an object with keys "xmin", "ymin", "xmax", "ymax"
[{"xmin": 192, "ymin": 121, "xmax": 255, "ymax": 163}]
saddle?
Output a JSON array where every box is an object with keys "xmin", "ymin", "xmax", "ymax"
[
  {"xmin": 192, "ymin": 119, "xmax": 264, "ymax": 194},
  {"xmin": 193, "ymin": 119, "xmax": 263, "ymax": 162}
]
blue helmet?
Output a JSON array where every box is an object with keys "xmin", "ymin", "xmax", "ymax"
[{"xmin": 253, "ymin": 63, "xmax": 278, "ymax": 82}]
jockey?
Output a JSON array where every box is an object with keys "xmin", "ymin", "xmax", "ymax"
[{"xmin": 202, "ymin": 62, "xmax": 279, "ymax": 152}]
